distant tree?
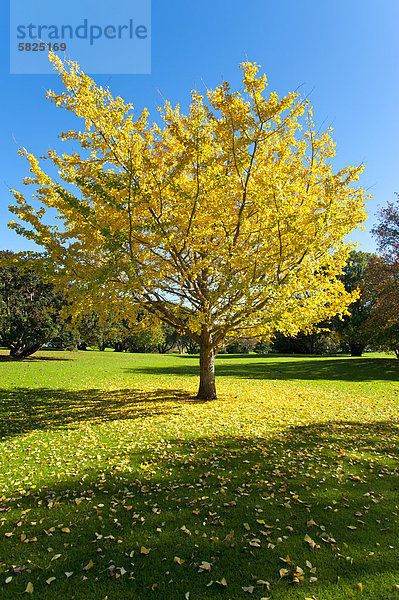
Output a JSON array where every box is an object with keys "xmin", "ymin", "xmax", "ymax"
[
  {"xmin": 270, "ymin": 328, "xmax": 340, "ymax": 355},
  {"xmin": 73, "ymin": 312, "xmax": 117, "ymax": 350},
  {"xmin": 50, "ymin": 312, "xmax": 123, "ymax": 351},
  {"xmin": 0, "ymin": 251, "xmax": 65, "ymax": 358},
  {"xmin": 372, "ymin": 193, "xmax": 399, "ymax": 255},
  {"xmin": 253, "ymin": 338, "xmax": 271, "ymax": 354},
  {"xmin": 125, "ymin": 327, "xmax": 163, "ymax": 353},
  {"xmin": 334, "ymin": 250, "xmax": 376, "ymax": 356},
  {"xmin": 50, "ymin": 327, "xmax": 80, "ymax": 351},
  {"xmin": 94, "ymin": 313, "xmax": 171, "ymax": 353},
  {"xmin": 366, "ymin": 199, "xmax": 399, "ymax": 355},
  {"xmin": 181, "ymin": 336, "xmax": 200, "ymax": 354},
  {"xmin": 156, "ymin": 323, "xmax": 181, "ymax": 354},
  {"xmin": 226, "ymin": 339, "xmax": 253, "ymax": 354}
]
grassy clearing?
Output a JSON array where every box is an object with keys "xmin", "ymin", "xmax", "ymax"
[{"xmin": 0, "ymin": 350, "xmax": 398, "ymax": 599}]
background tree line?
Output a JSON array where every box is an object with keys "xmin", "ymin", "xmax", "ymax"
[{"xmin": 1, "ymin": 194, "xmax": 398, "ymax": 359}]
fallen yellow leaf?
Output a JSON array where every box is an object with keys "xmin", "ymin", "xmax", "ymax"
[
  {"xmin": 24, "ymin": 582, "xmax": 34, "ymax": 594},
  {"xmin": 83, "ymin": 559, "xmax": 94, "ymax": 571}
]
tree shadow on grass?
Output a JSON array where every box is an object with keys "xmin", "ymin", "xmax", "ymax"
[
  {"xmin": 128, "ymin": 355, "xmax": 399, "ymax": 384},
  {"xmin": 0, "ymin": 420, "xmax": 398, "ymax": 599},
  {"xmin": 0, "ymin": 355, "xmax": 71, "ymax": 362},
  {"xmin": 0, "ymin": 387, "xmax": 192, "ymax": 439}
]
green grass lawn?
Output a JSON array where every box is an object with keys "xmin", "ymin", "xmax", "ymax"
[{"xmin": 0, "ymin": 350, "xmax": 398, "ymax": 599}]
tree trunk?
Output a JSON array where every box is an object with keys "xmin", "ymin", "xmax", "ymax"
[
  {"xmin": 196, "ymin": 345, "xmax": 217, "ymax": 400},
  {"xmin": 350, "ymin": 343, "xmax": 365, "ymax": 357},
  {"xmin": 9, "ymin": 340, "xmax": 42, "ymax": 359}
]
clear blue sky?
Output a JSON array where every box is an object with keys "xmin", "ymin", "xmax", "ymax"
[{"xmin": 1, "ymin": 0, "xmax": 398, "ymax": 252}]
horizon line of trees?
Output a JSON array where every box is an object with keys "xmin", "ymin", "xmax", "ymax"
[{"xmin": 1, "ymin": 194, "xmax": 398, "ymax": 359}]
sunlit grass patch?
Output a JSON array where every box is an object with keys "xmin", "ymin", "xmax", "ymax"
[{"xmin": 0, "ymin": 350, "xmax": 398, "ymax": 599}]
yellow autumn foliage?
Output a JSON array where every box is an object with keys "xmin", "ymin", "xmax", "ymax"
[{"xmin": 9, "ymin": 54, "xmax": 368, "ymax": 396}]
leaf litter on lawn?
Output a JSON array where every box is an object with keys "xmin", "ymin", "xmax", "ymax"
[{"xmin": 0, "ymin": 351, "xmax": 398, "ymax": 598}]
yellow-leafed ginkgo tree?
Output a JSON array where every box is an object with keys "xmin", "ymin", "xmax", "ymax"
[{"xmin": 10, "ymin": 55, "xmax": 367, "ymax": 399}]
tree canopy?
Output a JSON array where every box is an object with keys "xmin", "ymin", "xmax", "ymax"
[
  {"xmin": 367, "ymin": 195, "xmax": 399, "ymax": 356},
  {"xmin": 0, "ymin": 251, "xmax": 65, "ymax": 358},
  {"xmin": 10, "ymin": 54, "xmax": 367, "ymax": 397},
  {"xmin": 334, "ymin": 250, "xmax": 376, "ymax": 356}
]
